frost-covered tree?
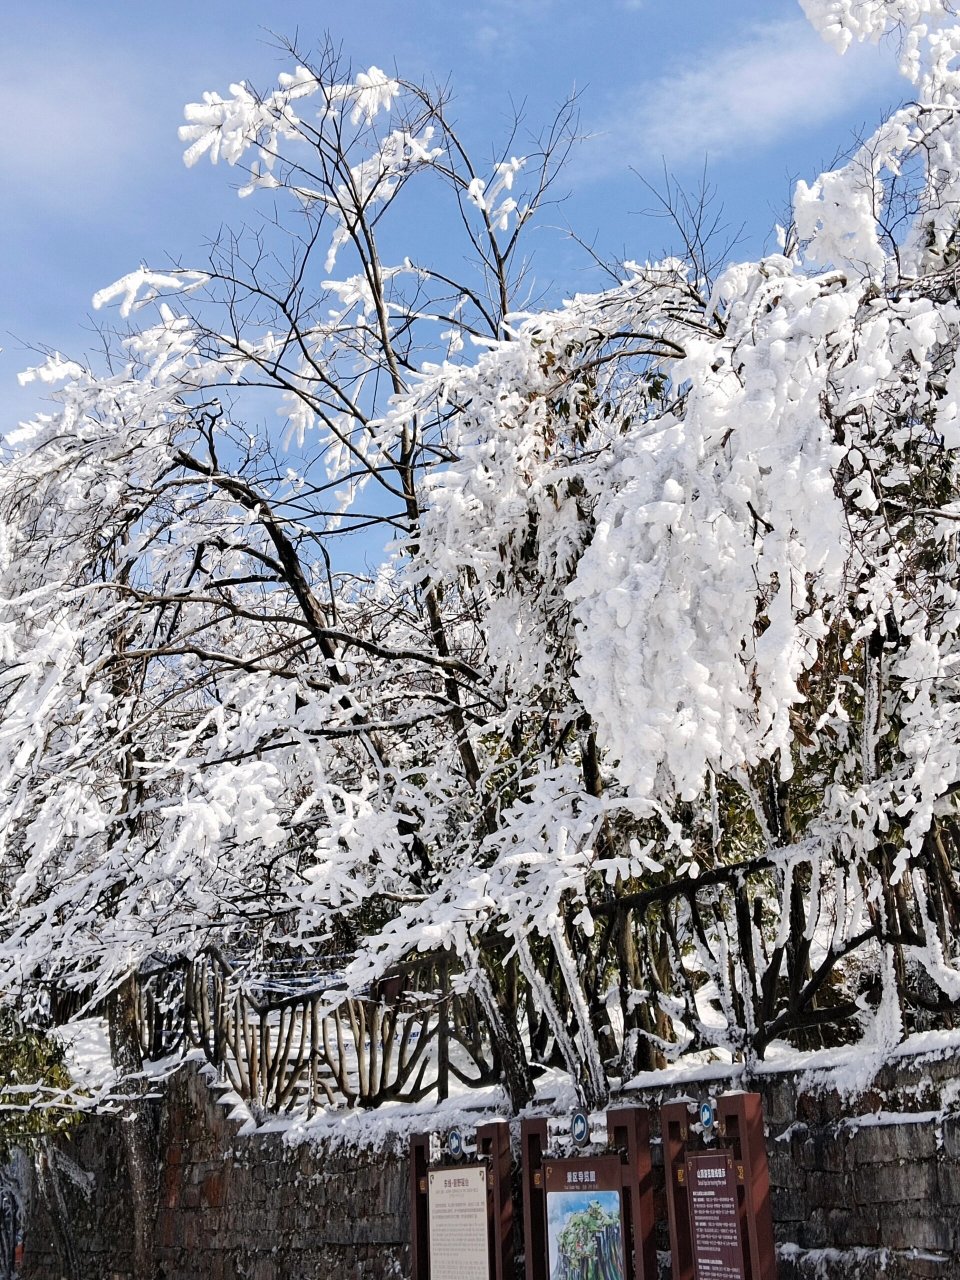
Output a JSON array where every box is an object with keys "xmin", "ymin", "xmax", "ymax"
[
  {"xmin": 0, "ymin": 41, "xmax": 582, "ymax": 1113},
  {"xmin": 5, "ymin": 0, "xmax": 960, "ymax": 1175}
]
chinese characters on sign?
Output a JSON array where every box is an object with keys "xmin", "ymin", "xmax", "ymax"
[
  {"xmin": 428, "ymin": 1165, "xmax": 489, "ymax": 1280},
  {"xmin": 685, "ymin": 1152, "xmax": 746, "ymax": 1280}
]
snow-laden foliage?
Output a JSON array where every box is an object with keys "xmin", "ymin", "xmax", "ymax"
[
  {"xmin": 801, "ymin": 0, "xmax": 957, "ymax": 52},
  {"xmin": 5, "ymin": 11, "xmax": 960, "ymax": 1116}
]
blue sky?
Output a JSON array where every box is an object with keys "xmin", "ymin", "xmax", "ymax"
[{"xmin": 2, "ymin": 0, "xmax": 908, "ymax": 426}]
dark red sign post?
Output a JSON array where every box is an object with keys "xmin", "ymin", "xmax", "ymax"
[
  {"xmin": 521, "ymin": 1108, "xmax": 656, "ymax": 1280},
  {"xmin": 411, "ymin": 1132, "xmax": 430, "ymax": 1280},
  {"xmin": 410, "ymin": 1123, "xmax": 514, "ymax": 1280},
  {"xmin": 661, "ymin": 1092, "xmax": 775, "ymax": 1280},
  {"xmin": 520, "ymin": 1118, "xmax": 549, "ymax": 1280},
  {"xmin": 479, "ymin": 1121, "xmax": 515, "ymax": 1280}
]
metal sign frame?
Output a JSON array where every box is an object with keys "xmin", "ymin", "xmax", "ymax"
[
  {"xmin": 520, "ymin": 1107, "xmax": 656, "ymax": 1280},
  {"xmin": 410, "ymin": 1122, "xmax": 515, "ymax": 1280},
  {"xmin": 661, "ymin": 1092, "xmax": 776, "ymax": 1280}
]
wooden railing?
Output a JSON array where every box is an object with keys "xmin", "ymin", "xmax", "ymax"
[{"xmin": 136, "ymin": 949, "xmax": 499, "ymax": 1112}]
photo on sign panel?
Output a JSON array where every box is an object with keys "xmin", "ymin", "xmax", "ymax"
[{"xmin": 546, "ymin": 1187, "xmax": 625, "ymax": 1280}]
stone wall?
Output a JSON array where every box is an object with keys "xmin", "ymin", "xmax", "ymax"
[
  {"xmin": 18, "ymin": 1046, "xmax": 960, "ymax": 1279},
  {"xmin": 21, "ymin": 1064, "xmax": 409, "ymax": 1280}
]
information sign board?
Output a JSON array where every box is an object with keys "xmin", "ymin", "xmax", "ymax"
[
  {"xmin": 428, "ymin": 1164, "xmax": 490, "ymax": 1280},
  {"xmin": 544, "ymin": 1155, "xmax": 627, "ymax": 1280},
  {"xmin": 684, "ymin": 1152, "xmax": 746, "ymax": 1280}
]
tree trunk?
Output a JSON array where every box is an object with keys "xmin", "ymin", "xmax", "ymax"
[
  {"xmin": 109, "ymin": 974, "xmax": 159, "ymax": 1280},
  {"xmin": 35, "ymin": 1141, "xmax": 80, "ymax": 1280},
  {"xmin": 472, "ymin": 953, "xmax": 533, "ymax": 1111}
]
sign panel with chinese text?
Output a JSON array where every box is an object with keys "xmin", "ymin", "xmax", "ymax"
[
  {"xmin": 685, "ymin": 1151, "xmax": 746, "ymax": 1280},
  {"xmin": 428, "ymin": 1164, "xmax": 489, "ymax": 1280}
]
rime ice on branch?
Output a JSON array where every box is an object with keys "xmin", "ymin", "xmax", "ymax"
[{"xmin": 4, "ymin": 8, "xmax": 960, "ymax": 1117}]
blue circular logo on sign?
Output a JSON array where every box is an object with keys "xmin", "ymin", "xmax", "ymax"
[
  {"xmin": 699, "ymin": 1101, "xmax": 715, "ymax": 1129},
  {"xmin": 571, "ymin": 1110, "xmax": 589, "ymax": 1146},
  {"xmin": 448, "ymin": 1128, "xmax": 463, "ymax": 1158}
]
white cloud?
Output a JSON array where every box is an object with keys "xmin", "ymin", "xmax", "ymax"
[
  {"xmin": 580, "ymin": 17, "xmax": 902, "ymax": 176},
  {"xmin": 0, "ymin": 41, "xmax": 158, "ymax": 221},
  {"xmin": 469, "ymin": 0, "xmax": 559, "ymax": 58},
  {"xmin": 474, "ymin": 23, "xmax": 504, "ymax": 56}
]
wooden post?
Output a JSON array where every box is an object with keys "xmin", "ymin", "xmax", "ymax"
[
  {"xmin": 478, "ymin": 1120, "xmax": 514, "ymax": 1280},
  {"xmin": 661, "ymin": 1100, "xmax": 695, "ymax": 1280},
  {"xmin": 663, "ymin": 1092, "xmax": 776, "ymax": 1280},
  {"xmin": 410, "ymin": 1133, "xmax": 430, "ymax": 1280},
  {"xmin": 523, "ymin": 1110, "xmax": 657, "ymax": 1280},
  {"xmin": 716, "ymin": 1093, "xmax": 776, "ymax": 1280},
  {"xmin": 437, "ymin": 958, "xmax": 450, "ymax": 1101},
  {"xmin": 607, "ymin": 1107, "xmax": 657, "ymax": 1280},
  {"xmin": 520, "ymin": 1118, "xmax": 549, "ymax": 1280}
]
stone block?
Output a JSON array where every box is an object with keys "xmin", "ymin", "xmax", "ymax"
[
  {"xmin": 878, "ymin": 1208, "xmax": 954, "ymax": 1253},
  {"xmin": 200, "ymin": 1171, "xmax": 227, "ymax": 1208},
  {"xmin": 771, "ymin": 1186, "xmax": 807, "ymax": 1222},
  {"xmin": 182, "ymin": 1213, "xmax": 201, "ymax": 1251},
  {"xmin": 922, "ymin": 1056, "xmax": 960, "ymax": 1087},
  {"xmin": 383, "ymin": 1171, "xmax": 410, "ymax": 1216},
  {"xmin": 798, "ymin": 1130, "xmax": 847, "ymax": 1173},
  {"xmin": 162, "ymin": 1163, "xmax": 183, "ymax": 1209},
  {"xmin": 797, "ymin": 1093, "xmax": 825, "ymax": 1126},
  {"xmin": 201, "ymin": 1208, "xmax": 221, "ymax": 1237},
  {"xmin": 854, "ymin": 1089, "xmax": 886, "ymax": 1115},
  {"xmin": 773, "ymin": 1220, "xmax": 799, "ymax": 1247},
  {"xmin": 826, "ymin": 1207, "xmax": 880, "ymax": 1248},
  {"xmin": 807, "ymin": 1171, "xmax": 854, "ymax": 1211},
  {"xmin": 157, "ymin": 1210, "xmax": 177, "ymax": 1250},
  {"xmin": 820, "ymin": 1089, "xmax": 846, "ymax": 1122},
  {"xmin": 761, "ymin": 1077, "xmax": 797, "ymax": 1129},
  {"xmin": 784, "ymin": 1123, "xmax": 809, "ymax": 1164},
  {"xmin": 938, "ymin": 1161, "xmax": 960, "ymax": 1205},
  {"xmin": 846, "ymin": 1120, "xmax": 938, "ymax": 1165},
  {"xmin": 795, "ymin": 1211, "xmax": 828, "ymax": 1250},
  {"xmin": 942, "ymin": 1115, "xmax": 960, "ymax": 1160},
  {"xmin": 853, "ymin": 1160, "xmax": 939, "ymax": 1205}
]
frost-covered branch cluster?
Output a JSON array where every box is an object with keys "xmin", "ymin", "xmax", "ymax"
[{"xmin": 4, "ymin": 11, "xmax": 960, "ymax": 1116}]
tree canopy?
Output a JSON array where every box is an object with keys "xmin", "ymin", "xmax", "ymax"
[{"xmin": 4, "ymin": 0, "xmax": 960, "ymax": 1116}]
